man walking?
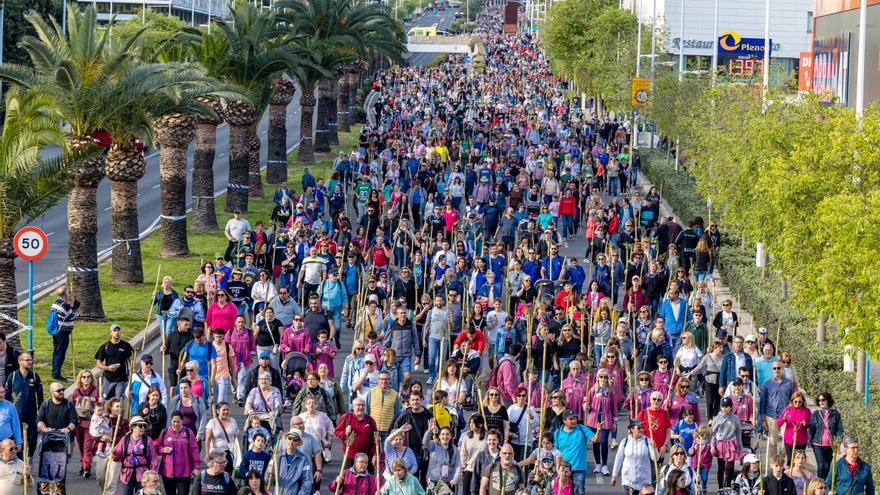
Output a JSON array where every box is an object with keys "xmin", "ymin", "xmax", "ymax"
[
  {"xmin": 5, "ymin": 353, "xmax": 42, "ymax": 453},
  {"xmin": 759, "ymin": 360, "xmax": 796, "ymax": 458},
  {"xmin": 49, "ymin": 287, "xmax": 79, "ymax": 381},
  {"xmin": 95, "ymin": 324, "xmax": 134, "ymax": 400}
]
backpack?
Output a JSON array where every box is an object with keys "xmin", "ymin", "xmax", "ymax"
[
  {"xmin": 485, "ymin": 359, "xmax": 505, "ymax": 389},
  {"xmin": 199, "ymin": 470, "xmax": 233, "ymax": 493},
  {"xmin": 46, "ymin": 309, "xmax": 60, "ymax": 336}
]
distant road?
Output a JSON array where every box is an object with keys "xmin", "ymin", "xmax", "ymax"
[
  {"xmin": 405, "ymin": 9, "xmax": 461, "ymax": 66},
  {"xmin": 17, "ymin": 91, "xmax": 307, "ymax": 302}
]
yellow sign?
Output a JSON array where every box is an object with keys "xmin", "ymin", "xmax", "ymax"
[{"xmin": 631, "ymin": 77, "xmax": 650, "ymax": 106}]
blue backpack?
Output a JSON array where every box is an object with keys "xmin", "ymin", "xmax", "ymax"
[{"xmin": 46, "ymin": 309, "xmax": 60, "ymax": 336}]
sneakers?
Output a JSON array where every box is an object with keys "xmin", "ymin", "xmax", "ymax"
[
  {"xmin": 426, "ymin": 377, "xmax": 434, "ymax": 386},
  {"xmin": 593, "ymin": 465, "xmax": 602, "ymax": 474},
  {"xmin": 601, "ymin": 465, "xmax": 611, "ymax": 476},
  {"xmin": 83, "ymin": 468, "xmax": 92, "ymax": 479},
  {"xmin": 610, "ymin": 439, "xmax": 619, "ymax": 449}
]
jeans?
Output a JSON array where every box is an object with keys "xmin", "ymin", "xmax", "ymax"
[
  {"xmin": 592, "ymin": 344, "xmax": 605, "ymax": 367},
  {"xmin": 214, "ymin": 375, "xmax": 232, "ymax": 404},
  {"xmin": 329, "ymin": 307, "xmax": 344, "ymax": 347},
  {"xmin": 236, "ymin": 363, "xmax": 250, "ymax": 401},
  {"xmin": 52, "ymin": 331, "xmax": 71, "ymax": 377},
  {"xmin": 695, "ymin": 270, "xmax": 711, "ymax": 283},
  {"xmin": 813, "ymin": 445, "xmax": 833, "ymax": 480},
  {"xmin": 572, "ymin": 470, "xmax": 587, "ymax": 495},
  {"xmin": 560, "ymin": 214, "xmax": 574, "ymax": 239},
  {"xmin": 608, "ymin": 176, "xmax": 619, "ymax": 196},
  {"xmin": 590, "ymin": 427, "xmax": 611, "ymax": 467},
  {"xmin": 159, "ymin": 312, "xmax": 175, "ymax": 334},
  {"xmin": 102, "ymin": 380, "xmax": 128, "ymax": 401},
  {"xmin": 669, "ymin": 334, "xmax": 682, "ymax": 354},
  {"xmin": 427, "ymin": 338, "xmax": 441, "ymax": 378}
]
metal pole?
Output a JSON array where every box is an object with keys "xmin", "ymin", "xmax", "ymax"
[
  {"xmin": 855, "ymin": 0, "xmax": 866, "ymax": 124},
  {"xmin": 28, "ymin": 261, "xmax": 34, "ymax": 352},
  {"xmin": 142, "ymin": 0, "xmax": 146, "ymax": 22},
  {"xmin": 207, "ymin": 0, "xmax": 212, "ymax": 30},
  {"xmin": 678, "ymin": 0, "xmax": 685, "ymax": 82},
  {"xmin": 711, "ymin": 0, "xmax": 718, "ymax": 84},
  {"xmin": 866, "ymin": 352, "xmax": 871, "ymax": 406},
  {"xmin": 191, "ymin": 0, "xmax": 196, "ymax": 26},
  {"xmin": 649, "ymin": 0, "xmax": 656, "ymax": 87},
  {"xmin": 636, "ymin": 0, "xmax": 642, "ymax": 77},
  {"xmin": 761, "ymin": 0, "xmax": 770, "ymax": 106},
  {"xmin": 63, "ymin": 0, "xmax": 67, "ymax": 37}
]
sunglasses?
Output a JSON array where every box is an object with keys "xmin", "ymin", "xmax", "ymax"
[
  {"xmin": 517, "ymin": 393, "xmax": 527, "ymax": 397},
  {"xmin": 772, "ymin": 367, "xmax": 782, "ymax": 370}
]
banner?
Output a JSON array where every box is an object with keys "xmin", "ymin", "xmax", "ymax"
[
  {"xmin": 631, "ymin": 77, "xmax": 650, "ymax": 106},
  {"xmin": 797, "ymin": 52, "xmax": 813, "ymax": 92}
]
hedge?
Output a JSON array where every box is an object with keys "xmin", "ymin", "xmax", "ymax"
[{"xmin": 641, "ymin": 149, "xmax": 880, "ymax": 466}]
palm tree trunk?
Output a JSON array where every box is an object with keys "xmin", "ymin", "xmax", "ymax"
[
  {"xmin": 267, "ymin": 78, "xmax": 295, "ymax": 184},
  {"xmin": 298, "ymin": 91, "xmax": 317, "ymax": 163},
  {"xmin": 347, "ymin": 71, "xmax": 359, "ymax": 125},
  {"xmin": 159, "ymin": 143, "xmax": 191, "ymax": 258},
  {"xmin": 110, "ymin": 180, "xmax": 144, "ymax": 283},
  {"xmin": 328, "ymin": 79, "xmax": 339, "ymax": 146},
  {"xmin": 315, "ymin": 79, "xmax": 334, "ymax": 153},
  {"xmin": 191, "ymin": 121, "xmax": 219, "ymax": 232},
  {"xmin": 67, "ymin": 137, "xmax": 105, "ymax": 320},
  {"xmin": 227, "ymin": 123, "xmax": 250, "ymax": 212},
  {"xmin": 0, "ymin": 241, "xmax": 22, "ymax": 349},
  {"xmin": 337, "ymin": 74, "xmax": 351, "ymax": 133},
  {"xmin": 248, "ymin": 129, "xmax": 264, "ymax": 198},
  {"xmin": 106, "ymin": 144, "xmax": 146, "ymax": 284}
]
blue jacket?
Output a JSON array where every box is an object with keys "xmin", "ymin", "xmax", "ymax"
[
  {"xmin": 719, "ymin": 351, "xmax": 753, "ymax": 390},
  {"xmin": 826, "ymin": 458, "xmax": 874, "ymax": 495},
  {"xmin": 278, "ymin": 449, "xmax": 313, "ymax": 495},
  {"xmin": 0, "ymin": 400, "xmax": 22, "ymax": 445},
  {"xmin": 566, "ymin": 265, "xmax": 587, "ymax": 293},
  {"xmin": 319, "ymin": 279, "xmax": 349, "ymax": 311},
  {"xmin": 658, "ymin": 298, "xmax": 688, "ymax": 336},
  {"xmin": 342, "ymin": 263, "xmax": 361, "ymax": 295}
]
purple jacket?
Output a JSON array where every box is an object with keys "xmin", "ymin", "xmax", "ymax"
[
  {"xmin": 225, "ymin": 327, "xmax": 257, "ymax": 369},
  {"xmin": 157, "ymin": 426, "xmax": 201, "ymax": 479},
  {"xmin": 585, "ymin": 387, "xmax": 617, "ymax": 430},
  {"xmin": 112, "ymin": 434, "xmax": 158, "ymax": 484},
  {"xmin": 328, "ymin": 468, "xmax": 378, "ymax": 495}
]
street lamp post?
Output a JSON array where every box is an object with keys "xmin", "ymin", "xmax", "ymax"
[
  {"xmin": 650, "ymin": 0, "xmax": 656, "ymax": 88},
  {"xmin": 678, "ymin": 0, "xmax": 684, "ymax": 82},
  {"xmin": 711, "ymin": 0, "xmax": 718, "ymax": 84},
  {"xmin": 761, "ymin": 0, "xmax": 770, "ymax": 106},
  {"xmin": 855, "ymin": 0, "xmax": 866, "ymax": 123}
]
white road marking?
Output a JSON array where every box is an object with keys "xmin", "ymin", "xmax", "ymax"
[{"xmin": 46, "ymin": 232, "xmax": 55, "ymax": 237}]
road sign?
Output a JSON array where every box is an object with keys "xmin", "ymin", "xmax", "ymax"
[
  {"xmin": 631, "ymin": 77, "xmax": 650, "ymax": 106},
  {"xmin": 14, "ymin": 226, "xmax": 48, "ymax": 261}
]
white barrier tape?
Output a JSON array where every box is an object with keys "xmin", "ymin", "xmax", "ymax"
[
  {"xmin": 227, "ymin": 183, "xmax": 250, "ymax": 190},
  {"xmin": 267, "ymin": 160, "xmax": 287, "ymax": 164},
  {"xmin": 192, "ymin": 195, "xmax": 213, "ymax": 209},
  {"xmin": 111, "ymin": 237, "xmax": 140, "ymax": 256},
  {"xmin": 0, "ymin": 311, "xmax": 32, "ymax": 331},
  {"xmin": 68, "ymin": 266, "xmax": 99, "ymax": 273},
  {"xmin": 160, "ymin": 214, "xmax": 187, "ymax": 221}
]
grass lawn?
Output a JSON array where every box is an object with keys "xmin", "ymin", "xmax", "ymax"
[{"xmin": 27, "ymin": 128, "xmax": 361, "ymax": 380}]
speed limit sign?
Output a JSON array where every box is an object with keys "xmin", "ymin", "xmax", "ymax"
[{"xmin": 14, "ymin": 226, "xmax": 49, "ymax": 261}]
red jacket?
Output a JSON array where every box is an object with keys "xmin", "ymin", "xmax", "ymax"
[
  {"xmin": 335, "ymin": 413, "xmax": 378, "ymax": 460},
  {"xmin": 454, "ymin": 330, "xmax": 486, "ymax": 354},
  {"xmin": 558, "ymin": 196, "xmax": 577, "ymax": 216}
]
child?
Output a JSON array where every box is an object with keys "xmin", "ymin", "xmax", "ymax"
[
  {"xmin": 726, "ymin": 378, "xmax": 755, "ymax": 451},
  {"xmin": 243, "ymin": 416, "xmax": 272, "ymax": 451},
  {"xmin": 238, "ymin": 432, "xmax": 272, "ymax": 480},
  {"xmin": 364, "ymin": 330, "xmax": 383, "ymax": 364},
  {"xmin": 311, "ymin": 330, "xmax": 337, "ymax": 377},
  {"xmin": 732, "ymin": 453, "xmax": 762, "ymax": 495},
  {"xmin": 711, "ymin": 397, "xmax": 743, "ymax": 489},
  {"xmin": 426, "ymin": 390, "xmax": 459, "ymax": 438},
  {"xmin": 689, "ymin": 424, "xmax": 712, "ymax": 495},
  {"xmin": 672, "ymin": 408, "xmax": 698, "ymax": 454},
  {"xmin": 88, "ymin": 402, "xmax": 112, "ymax": 458},
  {"xmin": 762, "ymin": 455, "xmax": 797, "ymax": 495}
]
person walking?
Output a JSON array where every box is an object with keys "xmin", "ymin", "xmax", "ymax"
[
  {"xmin": 157, "ymin": 411, "xmax": 201, "ymax": 495},
  {"xmin": 5, "ymin": 352, "xmax": 42, "ymax": 453},
  {"xmin": 808, "ymin": 392, "xmax": 843, "ymax": 480},
  {"xmin": 826, "ymin": 436, "xmax": 874, "ymax": 495},
  {"xmin": 49, "ymin": 286, "xmax": 79, "ymax": 381},
  {"xmin": 612, "ymin": 419, "xmax": 657, "ymax": 495},
  {"xmin": 95, "ymin": 324, "xmax": 134, "ymax": 400},
  {"xmin": 759, "ymin": 361, "xmax": 796, "ymax": 459}
]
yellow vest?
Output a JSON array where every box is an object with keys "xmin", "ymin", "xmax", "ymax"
[{"xmin": 369, "ymin": 388, "xmax": 398, "ymax": 432}]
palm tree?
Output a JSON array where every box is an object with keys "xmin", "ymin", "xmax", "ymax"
[
  {"xmin": 190, "ymin": 96, "xmax": 225, "ymax": 232},
  {"xmin": 0, "ymin": 88, "xmax": 87, "ymax": 343},
  {"xmin": 284, "ymin": 38, "xmax": 339, "ymax": 163},
  {"xmin": 0, "ymin": 7, "xmax": 152, "ymax": 319},
  {"xmin": 267, "ymin": 76, "xmax": 295, "ymax": 184},
  {"xmin": 198, "ymin": 5, "xmax": 293, "ymax": 211},
  {"xmin": 277, "ymin": 0, "xmax": 403, "ymax": 151}
]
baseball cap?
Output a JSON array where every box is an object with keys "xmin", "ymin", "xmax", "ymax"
[
  {"xmin": 214, "ymin": 252, "xmax": 224, "ymax": 259},
  {"xmin": 720, "ymin": 397, "xmax": 733, "ymax": 408},
  {"xmin": 259, "ymin": 351, "xmax": 271, "ymax": 359},
  {"xmin": 561, "ymin": 410, "xmax": 576, "ymax": 420},
  {"xmin": 364, "ymin": 353, "xmax": 376, "ymax": 363},
  {"xmin": 109, "ymin": 323, "xmax": 122, "ymax": 332},
  {"xmin": 745, "ymin": 334, "xmax": 757, "ymax": 342},
  {"xmin": 758, "ymin": 327, "xmax": 768, "ymax": 334},
  {"xmin": 140, "ymin": 354, "xmax": 154, "ymax": 364},
  {"xmin": 286, "ymin": 429, "xmax": 303, "ymax": 440},
  {"xmin": 743, "ymin": 453, "xmax": 759, "ymax": 464}
]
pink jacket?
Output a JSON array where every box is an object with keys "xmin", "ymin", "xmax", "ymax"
[
  {"xmin": 561, "ymin": 373, "xmax": 588, "ymax": 421},
  {"xmin": 281, "ymin": 326, "xmax": 312, "ymax": 354},
  {"xmin": 495, "ymin": 356, "xmax": 519, "ymax": 403},
  {"xmin": 112, "ymin": 434, "xmax": 158, "ymax": 484},
  {"xmin": 777, "ymin": 405, "xmax": 810, "ymax": 446},
  {"xmin": 312, "ymin": 342, "xmax": 337, "ymax": 377},
  {"xmin": 726, "ymin": 392, "xmax": 754, "ymax": 424},
  {"xmin": 669, "ymin": 394, "xmax": 702, "ymax": 424},
  {"xmin": 206, "ymin": 301, "xmax": 238, "ymax": 332},
  {"xmin": 585, "ymin": 387, "xmax": 617, "ymax": 430},
  {"xmin": 157, "ymin": 426, "xmax": 201, "ymax": 478},
  {"xmin": 328, "ymin": 468, "xmax": 377, "ymax": 494},
  {"xmin": 225, "ymin": 327, "xmax": 256, "ymax": 369},
  {"xmin": 652, "ymin": 369, "xmax": 673, "ymax": 399}
]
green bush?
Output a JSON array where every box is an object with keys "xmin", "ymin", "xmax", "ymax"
[{"xmin": 641, "ymin": 149, "xmax": 880, "ymax": 466}]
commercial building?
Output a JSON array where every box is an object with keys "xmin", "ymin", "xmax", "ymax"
[
  {"xmin": 625, "ymin": 0, "xmax": 813, "ymax": 82},
  {"xmin": 811, "ymin": 0, "xmax": 880, "ymax": 106},
  {"xmin": 78, "ymin": 0, "xmax": 231, "ymax": 24}
]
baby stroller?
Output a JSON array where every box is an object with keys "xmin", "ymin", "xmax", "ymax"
[
  {"xmin": 244, "ymin": 411, "xmax": 281, "ymax": 448},
  {"xmin": 33, "ymin": 430, "xmax": 71, "ymax": 495},
  {"xmin": 282, "ymin": 351, "xmax": 310, "ymax": 404}
]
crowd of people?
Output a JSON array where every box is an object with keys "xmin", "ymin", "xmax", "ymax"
[{"xmin": 0, "ymin": 5, "xmax": 875, "ymax": 495}]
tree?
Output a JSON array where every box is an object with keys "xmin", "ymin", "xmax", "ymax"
[
  {"xmin": 542, "ymin": 0, "xmax": 642, "ymax": 111},
  {"xmin": 2, "ymin": 0, "xmax": 58, "ymax": 66},
  {"xmin": 0, "ymin": 88, "xmax": 86, "ymax": 344},
  {"xmin": 0, "ymin": 7, "xmax": 153, "ymax": 319}
]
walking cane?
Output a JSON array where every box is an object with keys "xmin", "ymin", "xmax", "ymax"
[
  {"xmin": 830, "ymin": 437, "xmax": 837, "ymax": 494},
  {"xmin": 143, "ymin": 264, "xmax": 163, "ymax": 352},
  {"xmin": 102, "ymin": 411, "xmax": 123, "ymax": 495},
  {"xmin": 272, "ymin": 433, "xmax": 284, "ymax": 495},
  {"xmin": 22, "ymin": 423, "xmax": 28, "ymax": 495},
  {"xmin": 335, "ymin": 432, "xmax": 355, "ymax": 495}
]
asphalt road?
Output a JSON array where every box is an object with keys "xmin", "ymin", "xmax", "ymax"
[
  {"xmin": 405, "ymin": 8, "xmax": 462, "ymax": 66},
  {"xmin": 17, "ymin": 90, "xmax": 308, "ymax": 303}
]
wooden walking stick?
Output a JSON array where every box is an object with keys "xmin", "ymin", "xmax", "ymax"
[
  {"xmin": 646, "ymin": 410, "xmax": 661, "ymax": 489},
  {"xmin": 22, "ymin": 423, "xmax": 28, "ymax": 495},
  {"xmin": 102, "ymin": 409, "xmax": 124, "ymax": 495},
  {"xmin": 272, "ymin": 433, "xmax": 283, "ymax": 495},
  {"xmin": 143, "ymin": 264, "xmax": 163, "ymax": 352},
  {"xmin": 830, "ymin": 437, "xmax": 838, "ymax": 494},
  {"xmin": 789, "ymin": 424, "xmax": 798, "ymax": 469},
  {"xmin": 335, "ymin": 431, "xmax": 355, "ymax": 495}
]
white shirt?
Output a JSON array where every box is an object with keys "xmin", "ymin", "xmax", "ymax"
[{"xmin": 225, "ymin": 218, "xmax": 251, "ymax": 241}]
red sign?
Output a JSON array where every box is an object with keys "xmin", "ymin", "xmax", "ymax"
[
  {"xmin": 798, "ymin": 52, "xmax": 814, "ymax": 92},
  {"xmin": 13, "ymin": 226, "xmax": 49, "ymax": 261}
]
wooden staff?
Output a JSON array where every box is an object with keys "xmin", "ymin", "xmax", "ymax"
[
  {"xmin": 788, "ymin": 423, "xmax": 798, "ymax": 469},
  {"xmin": 762, "ymin": 425, "xmax": 772, "ymax": 480},
  {"xmin": 696, "ymin": 439, "xmax": 704, "ymax": 491},
  {"xmin": 646, "ymin": 410, "xmax": 661, "ymax": 489},
  {"xmin": 580, "ymin": 307, "xmax": 587, "ymax": 353},
  {"xmin": 102, "ymin": 408, "xmax": 124, "ymax": 495},
  {"xmin": 775, "ymin": 322, "xmax": 782, "ymax": 356},
  {"xmin": 124, "ymin": 355, "xmax": 136, "ymax": 419},
  {"xmin": 454, "ymin": 346, "xmax": 467, "ymax": 406},
  {"xmin": 373, "ymin": 432, "xmax": 381, "ymax": 492},
  {"xmin": 142, "ymin": 264, "xmax": 163, "ymax": 352},
  {"xmin": 272, "ymin": 433, "xmax": 284, "ymax": 495},
  {"xmin": 536, "ymin": 331, "xmax": 549, "ymax": 448},
  {"xmin": 476, "ymin": 386, "xmax": 487, "ymax": 421},
  {"xmin": 334, "ymin": 432, "xmax": 354, "ymax": 495},
  {"xmin": 22, "ymin": 423, "xmax": 28, "ymax": 495},
  {"xmin": 830, "ymin": 437, "xmax": 837, "ymax": 494}
]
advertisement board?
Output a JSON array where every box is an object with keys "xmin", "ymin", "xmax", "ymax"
[
  {"xmin": 812, "ymin": 33, "xmax": 851, "ymax": 103},
  {"xmin": 797, "ymin": 52, "xmax": 813, "ymax": 92},
  {"xmin": 717, "ymin": 31, "xmax": 772, "ymax": 57}
]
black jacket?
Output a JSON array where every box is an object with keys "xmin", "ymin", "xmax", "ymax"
[
  {"xmin": 763, "ymin": 473, "xmax": 797, "ymax": 495},
  {"xmin": 2, "ymin": 345, "xmax": 21, "ymax": 381}
]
